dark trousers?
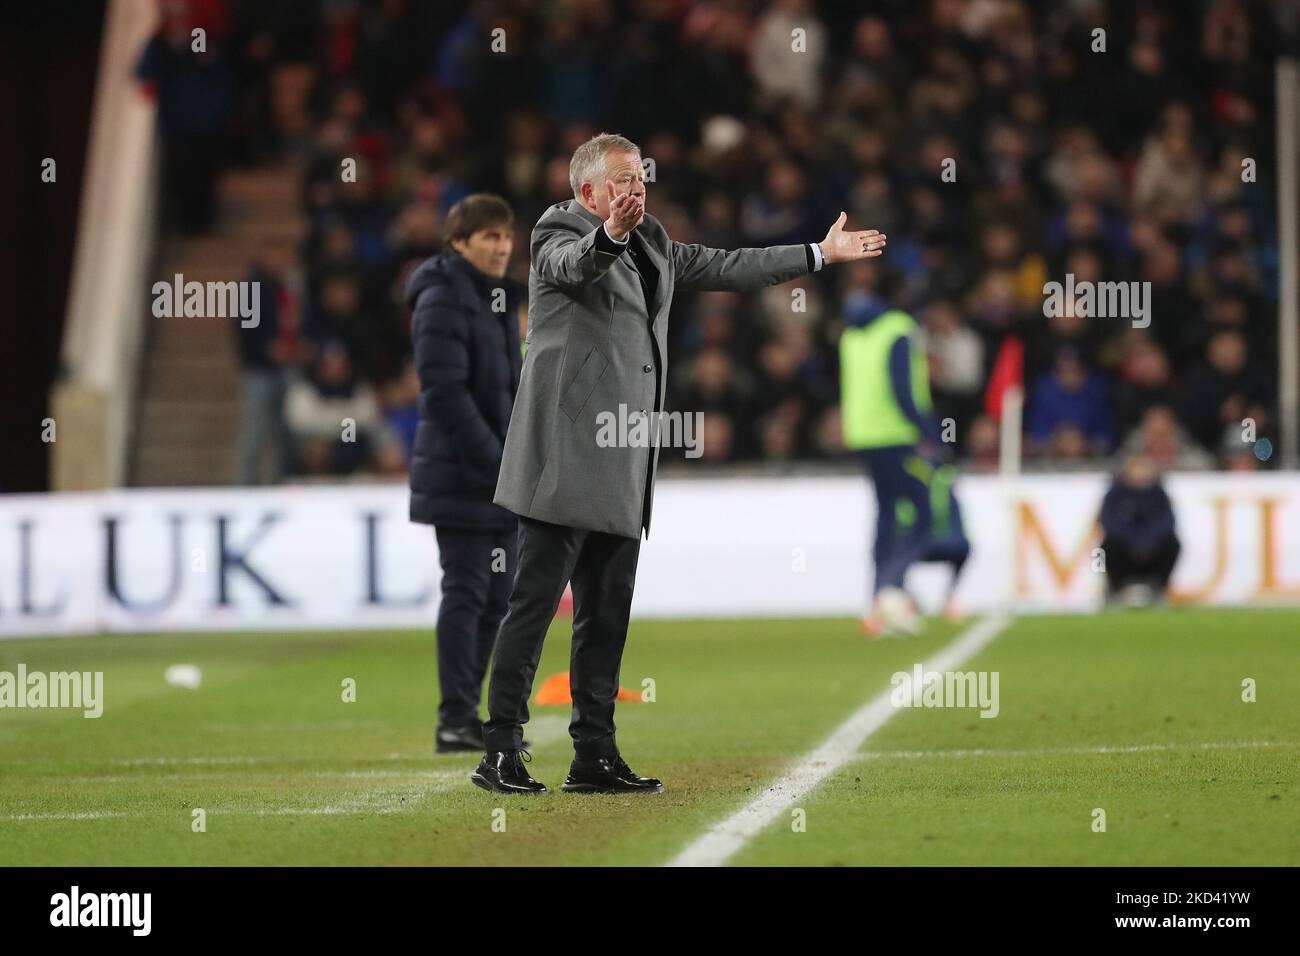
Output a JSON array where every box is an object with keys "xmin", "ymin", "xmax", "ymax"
[
  {"xmin": 236, "ymin": 367, "xmax": 292, "ymax": 485},
  {"xmin": 484, "ymin": 516, "xmax": 641, "ymax": 759},
  {"xmin": 162, "ymin": 132, "xmax": 224, "ymax": 233},
  {"xmin": 922, "ymin": 536, "xmax": 971, "ymax": 573},
  {"xmin": 434, "ymin": 525, "xmax": 517, "ymax": 727},
  {"xmin": 858, "ymin": 446, "xmax": 933, "ymax": 595},
  {"xmin": 1101, "ymin": 533, "xmax": 1181, "ymax": 594}
]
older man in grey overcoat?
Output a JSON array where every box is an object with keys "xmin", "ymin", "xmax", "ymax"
[{"xmin": 471, "ymin": 133, "xmax": 887, "ymax": 795}]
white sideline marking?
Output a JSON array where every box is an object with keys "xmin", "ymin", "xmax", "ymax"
[
  {"xmin": 3, "ymin": 715, "xmax": 573, "ymax": 823},
  {"xmin": 666, "ymin": 613, "xmax": 1013, "ymax": 868},
  {"xmin": 852, "ymin": 740, "xmax": 1293, "ymax": 761},
  {"xmin": 196, "ymin": 719, "xmax": 392, "ymax": 732},
  {"xmin": 113, "ymin": 754, "xmax": 461, "ymax": 766},
  {"xmin": 1, "ymin": 812, "xmax": 129, "ymax": 822},
  {"xmin": 0, "ymin": 783, "xmax": 462, "ymax": 822},
  {"xmin": 105, "ymin": 715, "xmax": 568, "ymax": 768},
  {"xmin": 248, "ymin": 783, "xmax": 461, "ymax": 816},
  {"xmin": 58, "ymin": 769, "xmax": 468, "ymax": 784},
  {"xmin": 328, "ymin": 769, "xmax": 464, "ymax": 779},
  {"xmin": 117, "ymin": 756, "xmax": 270, "ymax": 766}
]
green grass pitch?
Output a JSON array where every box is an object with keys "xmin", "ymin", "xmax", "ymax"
[{"xmin": 1, "ymin": 608, "xmax": 1296, "ymax": 866}]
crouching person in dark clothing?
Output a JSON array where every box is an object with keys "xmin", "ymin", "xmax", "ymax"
[
  {"xmin": 1098, "ymin": 454, "xmax": 1181, "ymax": 606},
  {"xmin": 407, "ymin": 195, "xmax": 524, "ymax": 752}
]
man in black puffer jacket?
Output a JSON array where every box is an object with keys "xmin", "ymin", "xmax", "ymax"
[
  {"xmin": 1098, "ymin": 454, "xmax": 1182, "ymax": 606},
  {"xmin": 406, "ymin": 194, "xmax": 523, "ymax": 753}
]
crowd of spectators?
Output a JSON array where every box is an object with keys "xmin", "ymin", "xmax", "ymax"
[{"xmin": 165, "ymin": 0, "xmax": 1284, "ymax": 478}]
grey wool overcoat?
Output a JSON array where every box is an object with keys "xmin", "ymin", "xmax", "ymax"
[{"xmin": 493, "ymin": 199, "xmax": 812, "ymax": 539}]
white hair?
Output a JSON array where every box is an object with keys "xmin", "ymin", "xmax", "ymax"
[{"xmin": 569, "ymin": 132, "xmax": 641, "ymax": 201}]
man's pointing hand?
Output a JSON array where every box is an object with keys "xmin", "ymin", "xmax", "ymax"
[{"xmin": 818, "ymin": 211, "xmax": 887, "ymax": 264}]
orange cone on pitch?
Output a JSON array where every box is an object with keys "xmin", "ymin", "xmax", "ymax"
[{"xmin": 534, "ymin": 671, "xmax": 642, "ymax": 705}]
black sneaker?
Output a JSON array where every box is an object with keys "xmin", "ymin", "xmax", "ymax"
[
  {"xmin": 561, "ymin": 754, "xmax": 664, "ymax": 794},
  {"xmin": 470, "ymin": 750, "xmax": 548, "ymax": 794}
]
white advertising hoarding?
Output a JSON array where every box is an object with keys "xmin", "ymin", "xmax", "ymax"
[{"xmin": 1, "ymin": 473, "xmax": 1298, "ymax": 636}]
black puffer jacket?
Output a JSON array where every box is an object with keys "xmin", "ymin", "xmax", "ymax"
[{"xmin": 406, "ymin": 252, "xmax": 522, "ymax": 528}]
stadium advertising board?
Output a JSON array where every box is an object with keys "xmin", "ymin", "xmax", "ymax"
[{"xmin": 1, "ymin": 474, "xmax": 1297, "ymax": 636}]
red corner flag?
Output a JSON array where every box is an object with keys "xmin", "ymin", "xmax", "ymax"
[{"xmin": 984, "ymin": 336, "xmax": 1024, "ymax": 421}]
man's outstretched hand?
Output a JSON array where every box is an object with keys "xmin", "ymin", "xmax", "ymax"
[{"xmin": 818, "ymin": 211, "xmax": 887, "ymax": 264}]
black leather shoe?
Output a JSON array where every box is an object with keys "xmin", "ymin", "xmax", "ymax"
[
  {"xmin": 437, "ymin": 721, "xmax": 530, "ymax": 754},
  {"xmin": 561, "ymin": 754, "xmax": 664, "ymax": 794},
  {"xmin": 470, "ymin": 750, "xmax": 548, "ymax": 794},
  {"xmin": 436, "ymin": 722, "xmax": 485, "ymax": 753}
]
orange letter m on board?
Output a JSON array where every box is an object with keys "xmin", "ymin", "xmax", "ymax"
[{"xmin": 1014, "ymin": 501, "xmax": 1100, "ymax": 598}]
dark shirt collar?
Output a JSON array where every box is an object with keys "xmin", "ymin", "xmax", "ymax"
[{"xmin": 448, "ymin": 250, "xmax": 495, "ymax": 297}]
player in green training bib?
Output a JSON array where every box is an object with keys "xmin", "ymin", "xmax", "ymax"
[{"xmin": 840, "ymin": 297, "xmax": 970, "ymax": 635}]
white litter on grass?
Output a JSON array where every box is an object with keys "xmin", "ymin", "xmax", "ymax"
[{"xmin": 164, "ymin": 664, "xmax": 202, "ymax": 690}]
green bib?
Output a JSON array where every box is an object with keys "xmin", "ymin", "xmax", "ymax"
[{"xmin": 839, "ymin": 309, "xmax": 931, "ymax": 449}]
